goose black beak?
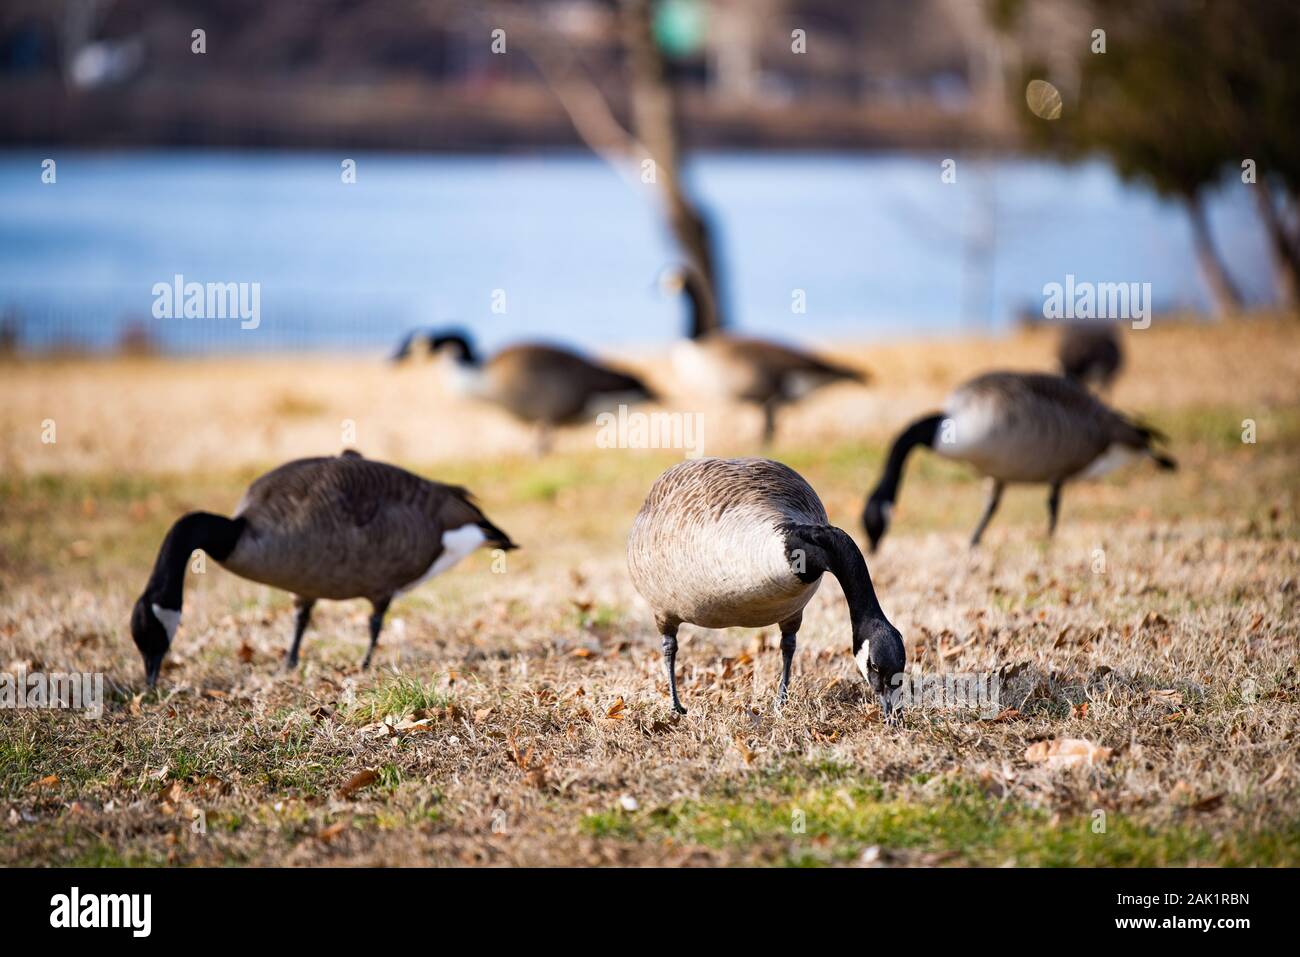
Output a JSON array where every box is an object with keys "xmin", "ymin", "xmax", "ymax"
[
  {"xmin": 879, "ymin": 692, "xmax": 899, "ymax": 726},
  {"xmin": 143, "ymin": 652, "xmax": 164, "ymax": 688}
]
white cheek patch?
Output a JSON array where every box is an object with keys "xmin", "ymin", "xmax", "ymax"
[
  {"xmin": 854, "ymin": 643, "xmax": 873, "ymax": 682},
  {"xmin": 399, "ymin": 524, "xmax": 488, "ymax": 595},
  {"xmin": 151, "ymin": 604, "xmax": 181, "ymax": 644}
]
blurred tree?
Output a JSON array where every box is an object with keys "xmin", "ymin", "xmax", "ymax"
[
  {"xmin": 997, "ymin": 0, "xmax": 1300, "ymax": 315},
  {"xmin": 486, "ymin": 0, "xmax": 725, "ymax": 333}
]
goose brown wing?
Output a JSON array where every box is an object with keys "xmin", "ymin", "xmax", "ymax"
[{"xmin": 229, "ymin": 455, "xmax": 509, "ymax": 600}]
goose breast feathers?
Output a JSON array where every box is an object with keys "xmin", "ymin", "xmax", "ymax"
[{"xmin": 628, "ymin": 457, "xmax": 828, "ymax": 629}]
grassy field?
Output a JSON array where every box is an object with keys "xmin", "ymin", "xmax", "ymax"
[{"xmin": 1, "ymin": 317, "xmax": 1298, "ymax": 866}]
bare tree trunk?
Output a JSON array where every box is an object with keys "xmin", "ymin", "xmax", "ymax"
[
  {"xmin": 1186, "ymin": 193, "xmax": 1243, "ymax": 317},
  {"xmin": 1253, "ymin": 183, "xmax": 1300, "ymax": 310},
  {"xmin": 620, "ymin": 0, "xmax": 724, "ymax": 333}
]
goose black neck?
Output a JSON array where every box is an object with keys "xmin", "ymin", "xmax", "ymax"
[
  {"xmin": 682, "ymin": 272, "xmax": 716, "ymax": 340},
  {"xmin": 818, "ymin": 526, "xmax": 885, "ymax": 641},
  {"xmin": 144, "ymin": 512, "xmax": 244, "ymax": 610},
  {"xmin": 783, "ymin": 523, "xmax": 884, "ymax": 635},
  {"xmin": 872, "ymin": 413, "xmax": 943, "ymax": 504}
]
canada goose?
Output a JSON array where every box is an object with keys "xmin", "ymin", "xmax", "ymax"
[
  {"xmin": 628, "ymin": 457, "xmax": 905, "ymax": 718},
  {"xmin": 1058, "ymin": 323, "xmax": 1123, "ymax": 389},
  {"xmin": 129, "ymin": 451, "xmax": 516, "ymax": 686},
  {"xmin": 861, "ymin": 372, "xmax": 1176, "ymax": 551},
  {"xmin": 658, "ymin": 268, "xmax": 866, "ymax": 445},
  {"xmin": 392, "ymin": 328, "xmax": 655, "ymax": 454}
]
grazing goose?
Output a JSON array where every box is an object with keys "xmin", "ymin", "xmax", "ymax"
[
  {"xmin": 129, "ymin": 451, "xmax": 516, "ymax": 686},
  {"xmin": 1058, "ymin": 323, "xmax": 1123, "ymax": 390},
  {"xmin": 658, "ymin": 267, "xmax": 866, "ymax": 445},
  {"xmin": 392, "ymin": 328, "xmax": 655, "ymax": 454},
  {"xmin": 628, "ymin": 457, "xmax": 905, "ymax": 718},
  {"xmin": 861, "ymin": 372, "xmax": 1176, "ymax": 551}
]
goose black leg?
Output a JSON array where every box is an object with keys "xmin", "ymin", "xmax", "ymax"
[
  {"xmin": 362, "ymin": 595, "xmax": 392, "ymax": 670},
  {"xmin": 778, "ymin": 630, "xmax": 798, "ymax": 705},
  {"xmin": 661, "ymin": 627, "xmax": 686, "ymax": 714},
  {"xmin": 535, "ymin": 423, "xmax": 554, "ymax": 457},
  {"xmin": 1046, "ymin": 481, "xmax": 1063, "ymax": 537},
  {"xmin": 970, "ymin": 479, "xmax": 1004, "ymax": 547},
  {"xmin": 760, "ymin": 400, "xmax": 779, "ymax": 447},
  {"xmin": 284, "ymin": 596, "xmax": 315, "ymax": 669}
]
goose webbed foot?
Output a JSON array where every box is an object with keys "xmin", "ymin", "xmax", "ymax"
[{"xmin": 662, "ymin": 632, "xmax": 686, "ymax": 714}]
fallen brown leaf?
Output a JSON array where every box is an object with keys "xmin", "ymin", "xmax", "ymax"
[
  {"xmin": 317, "ymin": 821, "xmax": 348, "ymax": 843},
  {"xmin": 1024, "ymin": 738, "xmax": 1112, "ymax": 769},
  {"xmin": 338, "ymin": 768, "xmax": 379, "ymax": 798}
]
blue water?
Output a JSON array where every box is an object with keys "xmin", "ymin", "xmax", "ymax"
[{"xmin": 0, "ymin": 150, "xmax": 1274, "ymax": 353}]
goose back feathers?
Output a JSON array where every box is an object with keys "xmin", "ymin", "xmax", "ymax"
[
  {"xmin": 394, "ymin": 328, "xmax": 654, "ymax": 427},
  {"xmin": 628, "ymin": 457, "xmax": 828, "ymax": 629},
  {"xmin": 226, "ymin": 454, "xmax": 513, "ymax": 601},
  {"xmin": 938, "ymin": 372, "xmax": 1159, "ymax": 483},
  {"xmin": 629, "ymin": 457, "xmax": 905, "ymax": 716}
]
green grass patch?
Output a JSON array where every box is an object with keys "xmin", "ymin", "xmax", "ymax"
[
  {"xmin": 346, "ymin": 675, "xmax": 450, "ymax": 723},
  {"xmin": 582, "ymin": 780, "xmax": 1300, "ymax": 866}
]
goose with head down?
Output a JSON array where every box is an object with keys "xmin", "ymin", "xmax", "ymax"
[
  {"xmin": 129, "ymin": 451, "xmax": 516, "ymax": 686},
  {"xmin": 861, "ymin": 371, "xmax": 1176, "ymax": 551},
  {"xmin": 628, "ymin": 457, "xmax": 905, "ymax": 719}
]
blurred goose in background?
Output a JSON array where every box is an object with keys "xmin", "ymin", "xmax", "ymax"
[
  {"xmin": 1058, "ymin": 322, "xmax": 1124, "ymax": 390},
  {"xmin": 393, "ymin": 328, "xmax": 655, "ymax": 454},
  {"xmin": 658, "ymin": 267, "xmax": 866, "ymax": 445},
  {"xmin": 628, "ymin": 457, "xmax": 905, "ymax": 718},
  {"xmin": 862, "ymin": 372, "xmax": 1176, "ymax": 551},
  {"xmin": 130, "ymin": 451, "xmax": 516, "ymax": 686}
]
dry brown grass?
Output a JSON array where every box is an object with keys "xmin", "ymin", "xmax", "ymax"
[{"xmin": 1, "ymin": 316, "xmax": 1298, "ymax": 866}]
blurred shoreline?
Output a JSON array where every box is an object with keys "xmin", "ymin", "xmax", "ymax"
[
  {"xmin": 2, "ymin": 77, "xmax": 1011, "ymax": 153},
  {"xmin": 5, "ymin": 312, "xmax": 1295, "ymax": 475}
]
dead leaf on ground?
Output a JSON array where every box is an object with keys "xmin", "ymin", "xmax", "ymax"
[
  {"xmin": 317, "ymin": 821, "xmax": 348, "ymax": 843},
  {"xmin": 237, "ymin": 642, "xmax": 256, "ymax": 663},
  {"xmin": 1191, "ymin": 793, "xmax": 1225, "ymax": 813},
  {"xmin": 1024, "ymin": 738, "xmax": 1112, "ymax": 769},
  {"xmin": 31, "ymin": 774, "xmax": 59, "ymax": 788},
  {"xmin": 158, "ymin": 780, "xmax": 184, "ymax": 804},
  {"xmin": 1149, "ymin": 689, "xmax": 1184, "ymax": 706},
  {"xmin": 606, "ymin": 697, "xmax": 625, "ymax": 719},
  {"xmin": 338, "ymin": 768, "xmax": 379, "ymax": 798}
]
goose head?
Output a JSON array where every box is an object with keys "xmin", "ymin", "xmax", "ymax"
[
  {"xmin": 862, "ymin": 495, "xmax": 893, "ymax": 553},
  {"xmin": 130, "ymin": 595, "xmax": 174, "ymax": 688},
  {"xmin": 426, "ymin": 329, "xmax": 478, "ymax": 366},
  {"xmin": 854, "ymin": 617, "xmax": 906, "ymax": 722}
]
